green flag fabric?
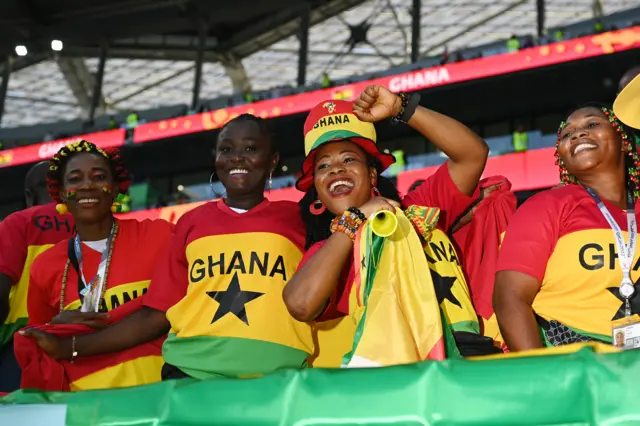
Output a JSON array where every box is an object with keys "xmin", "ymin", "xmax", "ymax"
[{"xmin": 2, "ymin": 346, "xmax": 640, "ymax": 425}]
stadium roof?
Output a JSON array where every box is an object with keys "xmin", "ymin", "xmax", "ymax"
[{"xmin": 1, "ymin": 0, "xmax": 638, "ymax": 128}]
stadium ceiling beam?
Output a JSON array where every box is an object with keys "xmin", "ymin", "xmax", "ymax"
[
  {"xmin": 6, "ymin": 94, "xmax": 78, "ymax": 106},
  {"xmin": 0, "ymin": 54, "xmax": 46, "ymax": 75},
  {"xmin": 109, "ymin": 65, "xmax": 194, "ymax": 105},
  {"xmin": 56, "ymin": 57, "xmax": 106, "ymax": 119},
  {"xmin": 63, "ymin": 46, "xmax": 251, "ymax": 93},
  {"xmin": 219, "ymin": 53, "xmax": 250, "ymax": 93},
  {"xmin": 421, "ymin": 0, "xmax": 528, "ymax": 57},
  {"xmin": 221, "ymin": 0, "xmax": 369, "ymax": 59},
  {"xmin": 63, "ymin": 46, "xmax": 222, "ymax": 63},
  {"xmin": 269, "ymin": 47, "xmax": 407, "ymax": 60}
]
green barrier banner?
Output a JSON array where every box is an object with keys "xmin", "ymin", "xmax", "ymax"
[{"xmin": 2, "ymin": 346, "xmax": 640, "ymax": 425}]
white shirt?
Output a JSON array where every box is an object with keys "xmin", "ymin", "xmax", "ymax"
[{"xmin": 83, "ymin": 238, "xmax": 108, "ymax": 253}]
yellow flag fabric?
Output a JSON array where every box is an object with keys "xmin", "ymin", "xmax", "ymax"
[
  {"xmin": 342, "ymin": 209, "xmax": 448, "ymax": 367},
  {"xmin": 470, "ymin": 342, "xmax": 618, "ymax": 361},
  {"xmin": 309, "ymin": 317, "xmax": 356, "ymax": 368}
]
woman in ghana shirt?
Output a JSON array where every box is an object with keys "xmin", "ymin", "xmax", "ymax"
[
  {"xmin": 284, "ymin": 85, "xmax": 492, "ymax": 361},
  {"xmin": 494, "ymin": 104, "xmax": 640, "ymax": 350},
  {"xmin": 23, "ymin": 140, "xmax": 173, "ymax": 389},
  {"xmin": 23, "ymin": 115, "xmax": 313, "ymax": 379}
]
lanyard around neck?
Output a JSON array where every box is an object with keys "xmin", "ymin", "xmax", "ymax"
[
  {"xmin": 584, "ymin": 187, "xmax": 637, "ymax": 312},
  {"xmin": 68, "ymin": 224, "xmax": 116, "ymax": 298}
]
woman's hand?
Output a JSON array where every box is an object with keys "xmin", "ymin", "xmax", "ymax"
[
  {"xmin": 353, "ymin": 85, "xmax": 402, "ymax": 123},
  {"xmin": 358, "ymin": 197, "xmax": 400, "ymax": 219},
  {"xmin": 51, "ymin": 311, "xmax": 109, "ymax": 329},
  {"xmin": 18, "ymin": 328, "xmax": 72, "ymax": 360}
]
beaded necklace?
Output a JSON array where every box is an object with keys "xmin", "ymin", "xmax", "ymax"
[{"xmin": 59, "ymin": 222, "xmax": 119, "ymax": 313}]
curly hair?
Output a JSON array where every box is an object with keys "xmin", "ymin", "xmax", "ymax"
[
  {"xmin": 299, "ymin": 157, "xmax": 401, "ymax": 249},
  {"xmin": 47, "ymin": 140, "xmax": 131, "ymax": 203},
  {"xmin": 555, "ymin": 103, "xmax": 640, "ymax": 199}
]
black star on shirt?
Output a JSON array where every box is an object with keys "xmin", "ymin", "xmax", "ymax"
[
  {"xmin": 361, "ymin": 255, "xmax": 366, "ymax": 269},
  {"xmin": 607, "ymin": 279, "xmax": 640, "ymax": 320},
  {"xmin": 206, "ymin": 272, "xmax": 264, "ymax": 325},
  {"xmin": 430, "ymin": 269, "xmax": 461, "ymax": 307}
]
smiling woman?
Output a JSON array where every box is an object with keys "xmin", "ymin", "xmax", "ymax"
[
  {"xmin": 20, "ymin": 116, "xmax": 314, "ymax": 383},
  {"xmin": 494, "ymin": 104, "xmax": 640, "ymax": 351},
  {"xmin": 284, "ymin": 86, "xmax": 496, "ymax": 365},
  {"xmin": 19, "ymin": 140, "xmax": 174, "ymax": 391}
]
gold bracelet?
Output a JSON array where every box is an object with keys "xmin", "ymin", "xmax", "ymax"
[{"xmin": 70, "ymin": 335, "xmax": 78, "ymax": 363}]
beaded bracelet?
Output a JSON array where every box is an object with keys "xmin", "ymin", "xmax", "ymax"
[
  {"xmin": 347, "ymin": 207, "xmax": 366, "ymax": 222},
  {"xmin": 330, "ymin": 209, "xmax": 365, "ymax": 241},
  {"xmin": 391, "ymin": 92, "xmax": 421, "ymax": 124}
]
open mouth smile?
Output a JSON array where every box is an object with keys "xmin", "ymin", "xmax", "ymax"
[
  {"xmin": 572, "ymin": 142, "xmax": 597, "ymax": 156},
  {"xmin": 229, "ymin": 168, "xmax": 249, "ymax": 176},
  {"xmin": 327, "ymin": 178, "xmax": 355, "ymax": 196},
  {"xmin": 77, "ymin": 197, "xmax": 100, "ymax": 207}
]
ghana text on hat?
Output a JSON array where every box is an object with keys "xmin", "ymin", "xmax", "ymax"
[{"xmin": 296, "ymin": 100, "xmax": 395, "ymax": 192}]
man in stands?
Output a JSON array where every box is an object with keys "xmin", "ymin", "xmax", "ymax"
[
  {"xmin": 619, "ymin": 67, "xmax": 640, "ymax": 94},
  {"xmin": 0, "ymin": 161, "xmax": 74, "ymax": 392}
]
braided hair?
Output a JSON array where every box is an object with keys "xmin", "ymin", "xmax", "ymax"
[
  {"xmin": 47, "ymin": 140, "xmax": 131, "ymax": 203},
  {"xmin": 555, "ymin": 104, "xmax": 640, "ymax": 199},
  {"xmin": 299, "ymin": 157, "xmax": 401, "ymax": 249}
]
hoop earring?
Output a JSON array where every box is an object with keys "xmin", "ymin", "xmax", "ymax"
[
  {"xmin": 371, "ymin": 187, "xmax": 380, "ymax": 198},
  {"xmin": 309, "ymin": 200, "xmax": 326, "ymax": 215},
  {"xmin": 209, "ymin": 172, "xmax": 226, "ymax": 199}
]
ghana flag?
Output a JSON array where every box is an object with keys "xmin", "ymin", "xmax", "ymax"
[
  {"xmin": 0, "ymin": 203, "xmax": 73, "ymax": 348},
  {"xmin": 423, "ymin": 228, "xmax": 480, "ymax": 335},
  {"xmin": 14, "ymin": 297, "xmax": 163, "ymax": 391},
  {"xmin": 342, "ymin": 208, "xmax": 457, "ymax": 368}
]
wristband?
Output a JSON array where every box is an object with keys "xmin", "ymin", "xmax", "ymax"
[{"xmin": 391, "ymin": 92, "xmax": 421, "ymax": 124}]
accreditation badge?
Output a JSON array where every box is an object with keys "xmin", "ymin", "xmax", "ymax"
[
  {"xmin": 612, "ymin": 315, "xmax": 640, "ymax": 350},
  {"xmin": 80, "ymin": 275, "xmax": 102, "ymax": 313}
]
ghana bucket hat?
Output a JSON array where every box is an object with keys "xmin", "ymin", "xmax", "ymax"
[
  {"xmin": 614, "ymin": 73, "xmax": 640, "ymax": 129},
  {"xmin": 296, "ymin": 100, "xmax": 396, "ymax": 192}
]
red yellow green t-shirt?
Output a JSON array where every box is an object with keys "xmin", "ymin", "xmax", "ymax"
[
  {"xmin": 0, "ymin": 203, "xmax": 74, "ymax": 347},
  {"xmin": 497, "ymin": 184, "xmax": 640, "ymax": 345},
  {"xmin": 303, "ymin": 163, "xmax": 479, "ymax": 367},
  {"xmin": 143, "ymin": 199, "xmax": 313, "ymax": 379},
  {"xmin": 28, "ymin": 218, "xmax": 173, "ymax": 324}
]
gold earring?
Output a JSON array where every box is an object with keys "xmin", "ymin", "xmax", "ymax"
[{"xmin": 55, "ymin": 203, "xmax": 69, "ymax": 215}]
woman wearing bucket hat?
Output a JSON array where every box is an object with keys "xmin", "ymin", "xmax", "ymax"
[{"xmin": 284, "ymin": 85, "xmax": 495, "ymax": 362}]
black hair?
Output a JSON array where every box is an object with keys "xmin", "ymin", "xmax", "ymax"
[
  {"xmin": 47, "ymin": 140, "xmax": 130, "ymax": 203},
  {"xmin": 217, "ymin": 114, "xmax": 275, "ymax": 154},
  {"xmin": 299, "ymin": 157, "xmax": 401, "ymax": 249},
  {"xmin": 556, "ymin": 102, "xmax": 640, "ymax": 199}
]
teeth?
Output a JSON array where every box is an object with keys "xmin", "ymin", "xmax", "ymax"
[
  {"xmin": 229, "ymin": 169, "xmax": 248, "ymax": 175},
  {"xmin": 78, "ymin": 199, "xmax": 99, "ymax": 204},
  {"xmin": 574, "ymin": 143, "xmax": 597, "ymax": 154},
  {"xmin": 329, "ymin": 180, "xmax": 354, "ymax": 192}
]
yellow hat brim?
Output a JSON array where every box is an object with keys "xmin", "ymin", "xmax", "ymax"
[{"xmin": 614, "ymin": 74, "xmax": 640, "ymax": 129}]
